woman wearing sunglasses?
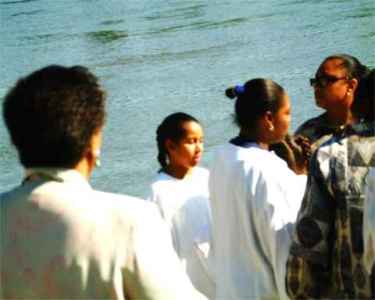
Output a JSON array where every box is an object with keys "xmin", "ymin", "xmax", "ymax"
[
  {"xmin": 286, "ymin": 66, "xmax": 374, "ymax": 299},
  {"xmin": 295, "ymin": 54, "xmax": 369, "ymax": 150}
]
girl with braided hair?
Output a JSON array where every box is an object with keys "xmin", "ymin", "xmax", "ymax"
[
  {"xmin": 209, "ymin": 79, "xmax": 307, "ymax": 300},
  {"xmin": 147, "ymin": 112, "xmax": 214, "ymax": 298}
]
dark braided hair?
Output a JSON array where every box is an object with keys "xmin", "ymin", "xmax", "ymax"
[
  {"xmin": 156, "ymin": 112, "xmax": 199, "ymax": 171},
  {"xmin": 225, "ymin": 78, "xmax": 286, "ymax": 131}
]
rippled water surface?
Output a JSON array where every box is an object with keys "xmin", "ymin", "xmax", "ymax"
[{"xmin": 1, "ymin": 0, "xmax": 374, "ymax": 196}]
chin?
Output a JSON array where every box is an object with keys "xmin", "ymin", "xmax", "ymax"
[
  {"xmin": 272, "ymin": 137, "xmax": 284, "ymax": 144},
  {"xmin": 191, "ymin": 160, "xmax": 200, "ymax": 167},
  {"xmin": 315, "ymin": 97, "xmax": 327, "ymax": 109}
]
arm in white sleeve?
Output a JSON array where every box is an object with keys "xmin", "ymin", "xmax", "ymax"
[
  {"xmin": 124, "ymin": 204, "xmax": 207, "ymax": 300},
  {"xmin": 244, "ymin": 161, "xmax": 305, "ymax": 300}
]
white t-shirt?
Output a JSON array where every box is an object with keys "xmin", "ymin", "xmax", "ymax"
[
  {"xmin": 364, "ymin": 167, "xmax": 375, "ymax": 273},
  {"xmin": 148, "ymin": 166, "xmax": 214, "ymax": 298},
  {"xmin": 209, "ymin": 142, "xmax": 307, "ymax": 300}
]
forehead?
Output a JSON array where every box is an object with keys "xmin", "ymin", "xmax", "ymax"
[
  {"xmin": 279, "ymin": 93, "xmax": 290, "ymax": 110},
  {"xmin": 317, "ymin": 58, "xmax": 347, "ymax": 76},
  {"xmin": 181, "ymin": 121, "xmax": 203, "ymax": 136}
]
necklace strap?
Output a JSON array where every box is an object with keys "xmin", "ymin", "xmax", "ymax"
[{"xmin": 230, "ymin": 136, "xmax": 257, "ymax": 148}]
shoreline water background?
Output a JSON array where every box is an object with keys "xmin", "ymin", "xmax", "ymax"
[{"xmin": 1, "ymin": 0, "xmax": 374, "ymax": 197}]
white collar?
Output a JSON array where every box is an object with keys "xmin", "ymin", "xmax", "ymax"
[{"xmin": 24, "ymin": 168, "xmax": 91, "ymax": 189}]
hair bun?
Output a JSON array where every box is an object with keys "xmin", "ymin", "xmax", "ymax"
[{"xmin": 225, "ymin": 85, "xmax": 245, "ymax": 99}]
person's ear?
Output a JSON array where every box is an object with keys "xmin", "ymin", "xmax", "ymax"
[
  {"xmin": 264, "ymin": 111, "xmax": 275, "ymax": 131},
  {"xmin": 165, "ymin": 138, "xmax": 176, "ymax": 153},
  {"xmin": 88, "ymin": 129, "xmax": 103, "ymax": 167},
  {"xmin": 347, "ymin": 78, "xmax": 358, "ymax": 95}
]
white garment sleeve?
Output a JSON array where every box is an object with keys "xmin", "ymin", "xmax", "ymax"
[
  {"xmin": 124, "ymin": 204, "xmax": 207, "ymax": 300},
  {"xmin": 245, "ymin": 162, "xmax": 305, "ymax": 300},
  {"xmin": 145, "ymin": 186, "xmax": 180, "ymax": 254}
]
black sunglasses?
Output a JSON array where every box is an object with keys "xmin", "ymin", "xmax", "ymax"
[{"xmin": 310, "ymin": 75, "xmax": 349, "ymax": 87}]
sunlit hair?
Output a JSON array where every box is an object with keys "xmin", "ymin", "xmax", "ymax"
[{"xmin": 3, "ymin": 65, "xmax": 106, "ymax": 168}]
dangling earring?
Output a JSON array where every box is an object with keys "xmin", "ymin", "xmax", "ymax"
[{"xmin": 94, "ymin": 149, "xmax": 101, "ymax": 167}]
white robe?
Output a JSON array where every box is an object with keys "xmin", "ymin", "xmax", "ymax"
[
  {"xmin": 209, "ymin": 143, "xmax": 306, "ymax": 300},
  {"xmin": 0, "ymin": 168, "xmax": 207, "ymax": 300},
  {"xmin": 148, "ymin": 167, "xmax": 214, "ymax": 298}
]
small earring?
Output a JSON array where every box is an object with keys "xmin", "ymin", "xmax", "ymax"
[{"xmin": 94, "ymin": 149, "xmax": 101, "ymax": 167}]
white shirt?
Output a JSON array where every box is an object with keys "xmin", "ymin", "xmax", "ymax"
[
  {"xmin": 148, "ymin": 167, "xmax": 214, "ymax": 298},
  {"xmin": 0, "ymin": 168, "xmax": 207, "ymax": 300},
  {"xmin": 364, "ymin": 167, "xmax": 375, "ymax": 273},
  {"xmin": 209, "ymin": 143, "xmax": 307, "ymax": 300}
]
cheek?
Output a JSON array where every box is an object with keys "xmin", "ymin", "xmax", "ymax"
[
  {"xmin": 279, "ymin": 112, "xmax": 290, "ymax": 126},
  {"xmin": 188, "ymin": 145, "xmax": 198, "ymax": 157},
  {"xmin": 315, "ymin": 88, "xmax": 330, "ymax": 105},
  {"xmin": 179, "ymin": 145, "xmax": 195, "ymax": 159},
  {"xmin": 282, "ymin": 116, "xmax": 290, "ymax": 132},
  {"xmin": 318, "ymin": 86, "xmax": 346, "ymax": 105}
]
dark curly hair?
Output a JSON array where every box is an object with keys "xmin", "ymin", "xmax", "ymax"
[{"xmin": 3, "ymin": 65, "xmax": 106, "ymax": 168}]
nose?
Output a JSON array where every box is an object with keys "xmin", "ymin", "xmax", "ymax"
[
  {"xmin": 314, "ymin": 86, "xmax": 322, "ymax": 98},
  {"xmin": 196, "ymin": 141, "xmax": 203, "ymax": 153}
]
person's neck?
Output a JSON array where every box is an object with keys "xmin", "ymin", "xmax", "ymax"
[
  {"xmin": 74, "ymin": 157, "xmax": 93, "ymax": 180},
  {"xmin": 239, "ymin": 129, "xmax": 269, "ymax": 150},
  {"xmin": 164, "ymin": 164, "xmax": 192, "ymax": 180},
  {"xmin": 325, "ymin": 109, "xmax": 352, "ymax": 127}
]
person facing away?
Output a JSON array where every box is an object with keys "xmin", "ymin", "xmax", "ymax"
[
  {"xmin": 147, "ymin": 112, "xmax": 214, "ymax": 298},
  {"xmin": 295, "ymin": 54, "xmax": 369, "ymax": 151},
  {"xmin": 208, "ymin": 79, "xmax": 307, "ymax": 300},
  {"xmin": 0, "ymin": 65, "xmax": 207, "ymax": 300},
  {"xmin": 286, "ymin": 65, "xmax": 375, "ymax": 299}
]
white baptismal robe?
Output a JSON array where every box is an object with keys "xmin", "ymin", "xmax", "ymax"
[
  {"xmin": 209, "ymin": 143, "xmax": 307, "ymax": 300},
  {"xmin": 148, "ymin": 167, "xmax": 214, "ymax": 298},
  {"xmin": 0, "ymin": 168, "xmax": 207, "ymax": 300}
]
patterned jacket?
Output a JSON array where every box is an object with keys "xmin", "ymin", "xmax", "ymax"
[
  {"xmin": 286, "ymin": 121, "xmax": 375, "ymax": 299},
  {"xmin": 294, "ymin": 113, "xmax": 345, "ymax": 151}
]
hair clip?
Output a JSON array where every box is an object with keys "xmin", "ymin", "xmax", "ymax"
[{"xmin": 234, "ymin": 85, "xmax": 245, "ymax": 95}]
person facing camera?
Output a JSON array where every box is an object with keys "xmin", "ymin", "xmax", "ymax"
[
  {"xmin": 295, "ymin": 54, "xmax": 368, "ymax": 150},
  {"xmin": 148, "ymin": 112, "xmax": 214, "ymax": 298},
  {"xmin": 0, "ymin": 65, "xmax": 207, "ymax": 300}
]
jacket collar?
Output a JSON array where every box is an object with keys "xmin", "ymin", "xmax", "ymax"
[{"xmin": 344, "ymin": 121, "xmax": 375, "ymax": 137}]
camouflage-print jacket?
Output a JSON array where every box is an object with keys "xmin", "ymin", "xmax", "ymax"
[
  {"xmin": 286, "ymin": 121, "xmax": 375, "ymax": 299},
  {"xmin": 294, "ymin": 113, "xmax": 345, "ymax": 151}
]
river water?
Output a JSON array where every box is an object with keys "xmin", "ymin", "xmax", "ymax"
[{"xmin": 0, "ymin": 0, "xmax": 374, "ymax": 197}]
